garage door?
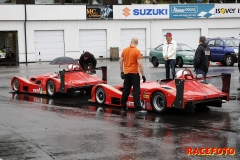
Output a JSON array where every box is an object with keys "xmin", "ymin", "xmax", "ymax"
[
  {"xmin": 79, "ymin": 30, "xmax": 107, "ymax": 59},
  {"xmin": 208, "ymin": 28, "xmax": 240, "ymax": 39},
  {"xmin": 121, "ymin": 29, "xmax": 146, "ymax": 56},
  {"xmin": 162, "ymin": 29, "xmax": 200, "ymax": 50},
  {"xmin": 35, "ymin": 30, "xmax": 64, "ymax": 62}
]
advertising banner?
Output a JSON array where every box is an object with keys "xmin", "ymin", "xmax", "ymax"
[
  {"xmin": 214, "ymin": 4, "xmax": 240, "ymax": 18},
  {"xmin": 169, "ymin": 4, "xmax": 215, "ymax": 19},
  {"xmin": 86, "ymin": 5, "xmax": 113, "ymax": 20},
  {"xmin": 113, "ymin": 5, "xmax": 169, "ymax": 19}
]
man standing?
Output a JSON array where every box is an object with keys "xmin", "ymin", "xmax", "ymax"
[
  {"xmin": 119, "ymin": 37, "xmax": 148, "ymax": 116},
  {"xmin": 79, "ymin": 51, "xmax": 97, "ymax": 72},
  {"xmin": 163, "ymin": 32, "xmax": 177, "ymax": 79},
  {"xmin": 194, "ymin": 36, "xmax": 210, "ymax": 80}
]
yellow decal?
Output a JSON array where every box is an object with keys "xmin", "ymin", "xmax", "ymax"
[{"xmin": 143, "ymin": 94, "xmax": 149, "ymax": 99}]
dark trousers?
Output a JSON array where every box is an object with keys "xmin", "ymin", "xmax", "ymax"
[
  {"xmin": 121, "ymin": 73, "xmax": 142, "ymax": 111},
  {"xmin": 165, "ymin": 59, "xmax": 176, "ymax": 79}
]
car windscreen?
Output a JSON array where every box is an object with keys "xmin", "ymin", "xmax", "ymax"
[
  {"xmin": 179, "ymin": 44, "xmax": 194, "ymax": 51},
  {"xmin": 224, "ymin": 39, "xmax": 240, "ymax": 47}
]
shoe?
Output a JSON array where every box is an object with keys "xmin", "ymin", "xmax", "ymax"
[
  {"xmin": 135, "ymin": 110, "xmax": 148, "ymax": 116},
  {"xmin": 237, "ymin": 88, "xmax": 240, "ymax": 90},
  {"xmin": 121, "ymin": 107, "xmax": 128, "ymax": 113}
]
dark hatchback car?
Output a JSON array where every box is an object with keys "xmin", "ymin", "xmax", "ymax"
[
  {"xmin": 206, "ymin": 37, "xmax": 239, "ymax": 66},
  {"xmin": 149, "ymin": 43, "xmax": 195, "ymax": 68}
]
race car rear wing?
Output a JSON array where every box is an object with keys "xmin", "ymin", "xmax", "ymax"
[
  {"xmin": 58, "ymin": 66, "xmax": 107, "ymax": 93},
  {"xmin": 171, "ymin": 73, "xmax": 231, "ymax": 110}
]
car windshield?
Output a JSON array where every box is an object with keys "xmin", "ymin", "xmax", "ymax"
[
  {"xmin": 224, "ymin": 39, "xmax": 240, "ymax": 47},
  {"xmin": 179, "ymin": 44, "xmax": 194, "ymax": 51}
]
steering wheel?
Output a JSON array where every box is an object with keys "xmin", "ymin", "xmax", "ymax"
[
  {"xmin": 182, "ymin": 68, "xmax": 195, "ymax": 79},
  {"xmin": 67, "ymin": 63, "xmax": 80, "ymax": 71}
]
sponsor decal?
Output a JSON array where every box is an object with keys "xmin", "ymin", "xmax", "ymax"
[
  {"xmin": 216, "ymin": 8, "xmax": 238, "ymax": 14},
  {"xmin": 33, "ymin": 87, "xmax": 41, "ymax": 93},
  {"xmin": 122, "ymin": 8, "xmax": 167, "ymax": 17},
  {"xmin": 171, "ymin": 6, "xmax": 198, "ymax": 13},
  {"xmin": 115, "ymin": 5, "xmax": 169, "ymax": 19},
  {"xmin": 127, "ymin": 101, "xmax": 134, "ymax": 106},
  {"xmin": 143, "ymin": 94, "xmax": 150, "ymax": 99},
  {"xmin": 133, "ymin": 9, "xmax": 168, "ymax": 15},
  {"xmin": 187, "ymin": 147, "xmax": 235, "ymax": 156},
  {"xmin": 122, "ymin": 7, "xmax": 131, "ymax": 17},
  {"xmin": 145, "ymin": 102, "xmax": 150, "ymax": 109},
  {"xmin": 86, "ymin": 5, "xmax": 113, "ymax": 20},
  {"xmin": 170, "ymin": 4, "xmax": 215, "ymax": 19}
]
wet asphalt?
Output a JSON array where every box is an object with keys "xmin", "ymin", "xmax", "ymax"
[{"xmin": 0, "ymin": 59, "xmax": 240, "ymax": 160}]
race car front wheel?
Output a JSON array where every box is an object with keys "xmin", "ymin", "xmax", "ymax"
[
  {"xmin": 12, "ymin": 78, "xmax": 20, "ymax": 92},
  {"xmin": 95, "ymin": 87, "xmax": 106, "ymax": 104},
  {"xmin": 151, "ymin": 92, "xmax": 167, "ymax": 113},
  {"xmin": 47, "ymin": 80, "xmax": 56, "ymax": 97}
]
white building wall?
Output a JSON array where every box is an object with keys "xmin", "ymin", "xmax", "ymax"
[{"xmin": 0, "ymin": 5, "xmax": 240, "ymax": 63}]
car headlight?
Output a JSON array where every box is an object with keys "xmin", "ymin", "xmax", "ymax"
[{"xmin": 234, "ymin": 49, "xmax": 238, "ymax": 54}]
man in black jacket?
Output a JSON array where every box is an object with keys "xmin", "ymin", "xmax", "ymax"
[
  {"xmin": 79, "ymin": 51, "xmax": 97, "ymax": 71},
  {"xmin": 193, "ymin": 36, "xmax": 210, "ymax": 81}
]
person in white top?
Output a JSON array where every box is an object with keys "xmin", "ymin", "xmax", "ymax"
[{"xmin": 162, "ymin": 32, "xmax": 177, "ymax": 79}]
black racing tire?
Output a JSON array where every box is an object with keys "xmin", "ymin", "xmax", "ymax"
[
  {"xmin": 46, "ymin": 80, "xmax": 56, "ymax": 97},
  {"xmin": 95, "ymin": 87, "xmax": 106, "ymax": 104},
  {"xmin": 176, "ymin": 57, "xmax": 183, "ymax": 68},
  {"xmin": 12, "ymin": 78, "xmax": 20, "ymax": 92},
  {"xmin": 152, "ymin": 57, "xmax": 159, "ymax": 67},
  {"xmin": 151, "ymin": 92, "xmax": 167, "ymax": 113},
  {"xmin": 225, "ymin": 55, "xmax": 234, "ymax": 66}
]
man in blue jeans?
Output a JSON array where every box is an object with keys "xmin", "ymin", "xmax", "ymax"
[
  {"xmin": 194, "ymin": 36, "xmax": 210, "ymax": 82},
  {"xmin": 163, "ymin": 32, "xmax": 177, "ymax": 79}
]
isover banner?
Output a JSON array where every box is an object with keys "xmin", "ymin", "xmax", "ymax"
[
  {"xmin": 215, "ymin": 4, "xmax": 240, "ymax": 18},
  {"xmin": 169, "ymin": 4, "xmax": 215, "ymax": 19},
  {"xmin": 113, "ymin": 5, "xmax": 169, "ymax": 19}
]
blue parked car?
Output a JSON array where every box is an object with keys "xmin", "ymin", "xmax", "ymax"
[{"xmin": 206, "ymin": 37, "xmax": 240, "ymax": 66}]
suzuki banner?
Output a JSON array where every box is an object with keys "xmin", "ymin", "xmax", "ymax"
[
  {"xmin": 214, "ymin": 4, "xmax": 240, "ymax": 18},
  {"xmin": 113, "ymin": 5, "xmax": 169, "ymax": 19},
  {"xmin": 169, "ymin": 4, "xmax": 215, "ymax": 19}
]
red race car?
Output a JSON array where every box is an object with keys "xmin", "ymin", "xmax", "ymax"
[
  {"xmin": 11, "ymin": 64, "xmax": 107, "ymax": 96},
  {"xmin": 90, "ymin": 68, "xmax": 231, "ymax": 113}
]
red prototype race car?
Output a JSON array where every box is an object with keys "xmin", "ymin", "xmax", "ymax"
[
  {"xmin": 11, "ymin": 64, "xmax": 107, "ymax": 96},
  {"xmin": 90, "ymin": 69, "xmax": 231, "ymax": 113}
]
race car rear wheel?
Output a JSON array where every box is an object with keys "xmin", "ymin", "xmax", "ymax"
[
  {"xmin": 151, "ymin": 92, "xmax": 167, "ymax": 113},
  {"xmin": 46, "ymin": 80, "xmax": 56, "ymax": 97},
  {"xmin": 12, "ymin": 78, "xmax": 20, "ymax": 92},
  {"xmin": 95, "ymin": 87, "xmax": 106, "ymax": 104}
]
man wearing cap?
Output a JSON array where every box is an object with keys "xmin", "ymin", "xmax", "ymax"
[{"xmin": 163, "ymin": 32, "xmax": 177, "ymax": 79}]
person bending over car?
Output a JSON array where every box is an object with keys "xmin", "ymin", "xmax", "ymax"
[
  {"xmin": 193, "ymin": 36, "xmax": 210, "ymax": 82},
  {"xmin": 79, "ymin": 51, "xmax": 97, "ymax": 73}
]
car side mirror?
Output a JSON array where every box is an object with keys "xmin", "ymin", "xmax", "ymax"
[{"xmin": 219, "ymin": 44, "xmax": 223, "ymax": 47}]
